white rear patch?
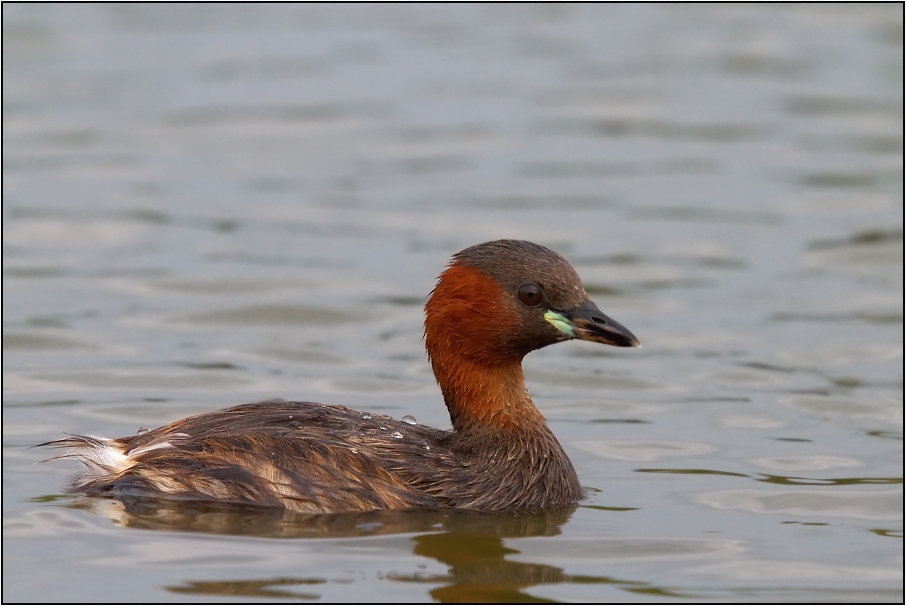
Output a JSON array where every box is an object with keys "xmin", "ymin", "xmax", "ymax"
[{"xmin": 46, "ymin": 432, "xmax": 191, "ymax": 485}]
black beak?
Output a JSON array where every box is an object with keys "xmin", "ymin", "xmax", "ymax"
[{"xmin": 556, "ymin": 300, "xmax": 640, "ymax": 348}]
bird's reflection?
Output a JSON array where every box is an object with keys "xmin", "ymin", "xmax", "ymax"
[
  {"xmin": 167, "ymin": 577, "xmax": 323, "ymax": 600},
  {"xmin": 66, "ymin": 496, "xmax": 573, "ymax": 539},
  {"xmin": 396, "ymin": 530, "xmax": 570, "ymax": 603},
  {"xmin": 63, "ymin": 498, "xmax": 656, "ymax": 602}
]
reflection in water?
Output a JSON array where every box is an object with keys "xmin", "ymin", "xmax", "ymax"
[
  {"xmin": 167, "ymin": 577, "xmax": 324, "ymax": 600},
  {"xmin": 867, "ymin": 528, "xmax": 904, "ymax": 539},
  {"xmin": 66, "ymin": 499, "xmax": 579, "ymax": 601},
  {"xmin": 66, "ymin": 496, "xmax": 565, "ymax": 539},
  {"xmin": 391, "ymin": 531, "xmax": 687, "ymax": 602},
  {"xmin": 394, "ymin": 531, "xmax": 572, "ymax": 603},
  {"xmin": 62, "ymin": 497, "xmax": 669, "ymax": 602}
]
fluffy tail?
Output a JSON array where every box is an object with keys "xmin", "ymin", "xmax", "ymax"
[{"xmin": 39, "ymin": 435, "xmax": 132, "ymax": 490}]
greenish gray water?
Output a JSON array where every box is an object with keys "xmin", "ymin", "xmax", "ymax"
[{"xmin": 3, "ymin": 4, "xmax": 902, "ymax": 602}]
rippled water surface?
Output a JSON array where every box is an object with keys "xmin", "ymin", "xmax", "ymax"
[{"xmin": 3, "ymin": 4, "xmax": 903, "ymax": 603}]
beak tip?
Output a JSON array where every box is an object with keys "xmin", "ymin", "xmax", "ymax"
[{"xmin": 621, "ymin": 334, "xmax": 642, "ymax": 348}]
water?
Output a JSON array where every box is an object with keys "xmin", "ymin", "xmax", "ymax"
[{"xmin": 3, "ymin": 4, "xmax": 902, "ymax": 602}]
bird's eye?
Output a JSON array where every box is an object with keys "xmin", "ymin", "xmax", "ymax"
[{"xmin": 517, "ymin": 283, "xmax": 544, "ymax": 307}]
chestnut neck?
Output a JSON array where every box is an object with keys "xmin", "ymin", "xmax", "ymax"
[
  {"xmin": 424, "ymin": 263, "xmax": 547, "ymax": 436},
  {"xmin": 431, "ymin": 352, "xmax": 546, "ymax": 435}
]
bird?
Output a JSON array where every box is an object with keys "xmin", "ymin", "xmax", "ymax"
[{"xmin": 44, "ymin": 239, "xmax": 639, "ymax": 513}]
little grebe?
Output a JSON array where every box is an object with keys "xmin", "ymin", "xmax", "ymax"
[{"xmin": 46, "ymin": 240, "xmax": 639, "ymax": 512}]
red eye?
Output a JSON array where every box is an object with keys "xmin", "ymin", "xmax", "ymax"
[{"xmin": 518, "ymin": 284, "xmax": 543, "ymax": 307}]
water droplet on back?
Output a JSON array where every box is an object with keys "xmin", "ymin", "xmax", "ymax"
[
  {"xmin": 391, "ymin": 431, "xmax": 403, "ymax": 439},
  {"xmin": 401, "ymin": 415, "xmax": 416, "ymax": 425},
  {"xmin": 136, "ymin": 427, "xmax": 149, "ymax": 435}
]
